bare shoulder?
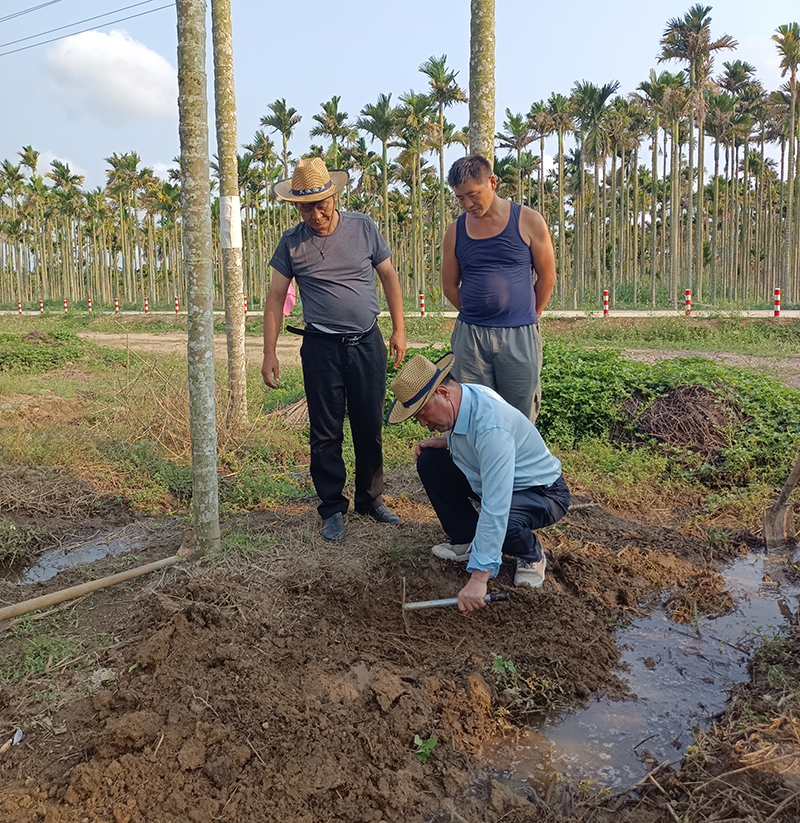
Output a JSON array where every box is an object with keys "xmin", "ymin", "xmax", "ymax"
[{"xmin": 519, "ymin": 206, "xmax": 549, "ymax": 243}]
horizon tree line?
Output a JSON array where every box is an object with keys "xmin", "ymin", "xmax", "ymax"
[{"xmin": 0, "ymin": 6, "xmax": 798, "ymax": 312}]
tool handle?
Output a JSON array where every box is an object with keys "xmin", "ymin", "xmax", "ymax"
[{"xmin": 403, "ymin": 592, "xmax": 511, "ymax": 611}]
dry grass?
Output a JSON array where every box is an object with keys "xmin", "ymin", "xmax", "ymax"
[{"xmin": 0, "ymin": 465, "xmax": 101, "ymax": 519}]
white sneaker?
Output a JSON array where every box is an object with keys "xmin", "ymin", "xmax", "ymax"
[
  {"xmin": 431, "ymin": 542, "xmax": 472, "ymax": 562},
  {"xmin": 515, "ymin": 555, "xmax": 547, "ymax": 588}
]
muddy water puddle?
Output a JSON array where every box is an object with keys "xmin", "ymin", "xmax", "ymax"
[
  {"xmin": 5, "ymin": 521, "xmax": 173, "ymax": 584},
  {"xmin": 490, "ymin": 551, "xmax": 800, "ymax": 792}
]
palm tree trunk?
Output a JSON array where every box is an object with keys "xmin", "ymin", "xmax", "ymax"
[
  {"xmin": 177, "ymin": 0, "xmax": 221, "ymax": 557},
  {"xmin": 695, "ymin": 119, "xmax": 705, "ymax": 302},
  {"xmin": 468, "ymin": 0, "xmax": 495, "ymax": 161}
]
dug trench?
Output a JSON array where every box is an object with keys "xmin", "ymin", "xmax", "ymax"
[{"xmin": 3, "ymin": 465, "xmax": 797, "ymax": 823}]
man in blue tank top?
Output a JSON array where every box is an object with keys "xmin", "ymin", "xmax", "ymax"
[{"xmin": 442, "ymin": 155, "xmax": 557, "ymax": 422}]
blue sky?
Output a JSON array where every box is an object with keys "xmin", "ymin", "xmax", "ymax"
[{"xmin": 0, "ymin": 0, "xmax": 796, "ymax": 188}]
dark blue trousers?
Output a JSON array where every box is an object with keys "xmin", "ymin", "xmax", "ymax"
[{"xmin": 417, "ymin": 446, "xmax": 570, "ymax": 562}]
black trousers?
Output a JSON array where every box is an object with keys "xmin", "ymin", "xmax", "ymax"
[
  {"xmin": 300, "ymin": 325, "xmax": 387, "ymax": 520},
  {"xmin": 417, "ymin": 447, "xmax": 570, "ymax": 562}
]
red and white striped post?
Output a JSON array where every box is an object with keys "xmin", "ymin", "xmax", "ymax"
[
  {"xmin": 774, "ymin": 287, "xmax": 781, "ymax": 318},
  {"xmin": 419, "ymin": 293, "xmax": 425, "ymax": 317},
  {"xmin": 63, "ymin": 299, "xmax": 68, "ymax": 315},
  {"xmin": 174, "ymin": 295, "xmax": 179, "ymax": 315},
  {"xmin": 243, "ymin": 296, "xmax": 248, "ymax": 317},
  {"xmin": 39, "ymin": 300, "xmax": 44, "ymax": 315},
  {"xmin": 603, "ymin": 289, "xmax": 609, "ymax": 316},
  {"xmin": 684, "ymin": 288, "xmax": 692, "ymax": 316},
  {"xmin": 17, "ymin": 301, "xmax": 22, "ymax": 316},
  {"xmin": 87, "ymin": 298, "xmax": 92, "ymax": 313},
  {"xmin": 114, "ymin": 298, "xmax": 120, "ymax": 316},
  {"xmin": 144, "ymin": 296, "xmax": 149, "ymax": 315}
]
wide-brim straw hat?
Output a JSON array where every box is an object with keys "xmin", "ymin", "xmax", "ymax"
[
  {"xmin": 386, "ymin": 353, "xmax": 455, "ymax": 424},
  {"xmin": 273, "ymin": 156, "xmax": 349, "ymax": 203}
]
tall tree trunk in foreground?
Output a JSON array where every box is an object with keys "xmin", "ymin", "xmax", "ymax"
[
  {"xmin": 177, "ymin": 0, "xmax": 221, "ymax": 557},
  {"xmin": 469, "ymin": 0, "xmax": 495, "ymax": 162},
  {"xmin": 211, "ymin": 0, "xmax": 248, "ymax": 429}
]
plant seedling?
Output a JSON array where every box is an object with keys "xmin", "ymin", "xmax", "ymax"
[{"xmin": 412, "ymin": 734, "xmax": 437, "ymax": 763}]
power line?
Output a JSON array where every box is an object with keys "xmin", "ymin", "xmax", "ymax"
[
  {"xmin": 0, "ymin": 0, "xmax": 162, "ymax": 49},
  {"xmin": 0, "ymin": 1, "xmax": 64, "ymax": 26},
  {"xmin": 0, "ymin": 4, "xmax": 172, "ymax": 57}
]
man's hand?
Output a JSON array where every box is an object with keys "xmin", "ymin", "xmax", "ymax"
[
  {"xmin": 458, "ymin": 570, "xmax": 490, "ymax": 614},
  {"xmin": 261, "ymin": 352, "xmax": 280, "ymax": 388},
  {"xmin": 414, "ymin": 436, "xmax": 447, "ymax": 461},
  {"xmin": 389, "ymin": 329, "xmax": 407, "ymax": 368}
]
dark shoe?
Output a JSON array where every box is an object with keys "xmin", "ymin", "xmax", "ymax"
[
  {"xmin": 365, "ymin": 505, "xmax": 402, "ymax": 524},
  {"xmin": 322, "ymin": 512, "xmax": 345, "ymax": 542}
]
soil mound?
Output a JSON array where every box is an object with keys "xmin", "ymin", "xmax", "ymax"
[{"xmin": 619, "ymin": 384, "xmax": 742, "ymax": 460}]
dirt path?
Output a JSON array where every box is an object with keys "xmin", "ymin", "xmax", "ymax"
[
  {"xmin": 79, "ymin": 332, "xmax": 800, "ymax": 388},
  {"xmin": 622, "ymin": 348, "xmax": 800, "ymax": 388},
  {"xmin": 79, "ymin": 331, "xmax": 303, "ymax": 367}
]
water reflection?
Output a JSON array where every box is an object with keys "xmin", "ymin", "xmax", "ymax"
[{"xmin": 490, "ymin": 552, "xmax": 800, "ymax": 791}]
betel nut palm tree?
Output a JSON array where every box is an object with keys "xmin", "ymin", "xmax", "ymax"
[
  {"xmin": 419, "ymin": 54, "xmax": 467, "ymax": 276},
  {"xmin": 357, "ymin": 93, "xmax": 398, "ymax": 236},
  {"xmin": 659, "ymin": 4, "xmax": 737, "ymax": 298},
  {"xmin": 495, "ymin": 110, "xmax": 534, "ymax": 203},
  {"xmin": 310, "ymin": 95, "xmax": 352, "ymax": 171},
  {"xmin": 175, "ymin": 0, "xmax": 221, "ymax": 557},
  {"xmin": 772, "ymin": 23, "xmax": 800, "ymax": 298}
]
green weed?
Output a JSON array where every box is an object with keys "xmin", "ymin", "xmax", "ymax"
[{"xmin": 412, "ymin": 734, "xmax": 438, "ymax": 763}]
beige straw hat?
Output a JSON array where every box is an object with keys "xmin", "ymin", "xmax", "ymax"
[
  {"xmin": 386, "ymin": 353, "xmax": 455, "ymax": 424},
  {"xmin": 273, "ymin": 157, "xmax": 349, "ymax": 203}
]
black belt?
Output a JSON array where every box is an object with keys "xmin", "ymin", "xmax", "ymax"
[{"xmin": 287, "ymin": 324, "xmax": 374, "ymax": 346}]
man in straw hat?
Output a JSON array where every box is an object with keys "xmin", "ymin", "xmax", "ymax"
[
  {"xmin": 387, "ymin": 354, "xmax": 570, "ymax": 614},
  {"xmin": 262, "ymin": 157, "xmax": 406, "ymax": 542}
]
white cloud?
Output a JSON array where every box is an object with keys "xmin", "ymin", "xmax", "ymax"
[
  {"xmin": 151, "ymin": 161, "xmax": 173, "ymax": 181},
  {"xmin": 38, "ymin": 150, "xmax": 90, "ymax": 184},
  {"xmin": 46, "ymin": 30, "xmax": 177, "ymax": 124}
]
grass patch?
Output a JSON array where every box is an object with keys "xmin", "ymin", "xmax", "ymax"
[
  {"xmin": 0, "ymin": 633, "xmax": 80, "ymax": 681},
  {"xmin": 0, "ymin": 329, "xmax": 125, "ymax": 374},
  {"xmin": 538, "ymin": 340, "xmax": 800, "ymax": 489},
  {"xmin": 0, "ymin": 519, "xmax": 41, "ymax": 567}
]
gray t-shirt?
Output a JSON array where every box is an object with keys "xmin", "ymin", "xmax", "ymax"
[{"xmin": 270, "ymin": 211, "xmax": 391, "ymax": 334}]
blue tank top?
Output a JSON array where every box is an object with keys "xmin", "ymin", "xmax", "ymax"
[{"xmin": 455, "ymin": 201, "xmax": 537, "ymax": 327}]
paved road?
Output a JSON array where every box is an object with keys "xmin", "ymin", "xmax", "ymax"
[{"xmin": 7, "ymin": 309, "xmax": 800, "ymax": 319}]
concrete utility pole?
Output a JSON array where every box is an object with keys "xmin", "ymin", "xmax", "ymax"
[
  {"xmin": 212, "ymin": 0, "xmax": 248, "ymax": 429},
  {"xmin": 176, "ymin": 0, "xmax": 221, "ymax": 557},
  {"xmin": 469, "ymin": 0, "xmax": 496, "ymax": 163}
]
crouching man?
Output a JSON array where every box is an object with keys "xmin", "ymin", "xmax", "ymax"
[{"xmin": 387, "ymin": 354, "xmax": 570, "ymax": 614}]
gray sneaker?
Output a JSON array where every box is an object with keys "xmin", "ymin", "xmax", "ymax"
[
  {"xmin": 514, "ymin": 555, "xmax": 546, "ymax": 588},
  {"xmin": 431, "ymin": 542, "xmax": 471, "ymax": 562}
]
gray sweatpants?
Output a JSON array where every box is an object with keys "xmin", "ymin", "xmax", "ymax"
[{"xmin": 450, "ymin": 320, "xmax": 543, "ymax": 423}]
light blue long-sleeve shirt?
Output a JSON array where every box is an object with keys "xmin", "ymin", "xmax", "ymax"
[{"xmin": 446, "ymin": 383, "xmax": 562, "ymax": 576}]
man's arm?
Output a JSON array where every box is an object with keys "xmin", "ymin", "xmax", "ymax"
[
  {"xmin": 375, "ymin": 257, "xmax": 407, "ymax": 367},
  {"xmin": 456, "ymin": 428, "xmax": 516, "ymax": 613},
  {"xmin": 522, "ymin": 208, "xmax": 557, "ymax": 316},
  {"xmin": 261, "ymin": 269, "xmax": 292, "ymax": 389},
  {"xmin": 441, "ymin": 222, "xmax": 461, "ymax": 310}
]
